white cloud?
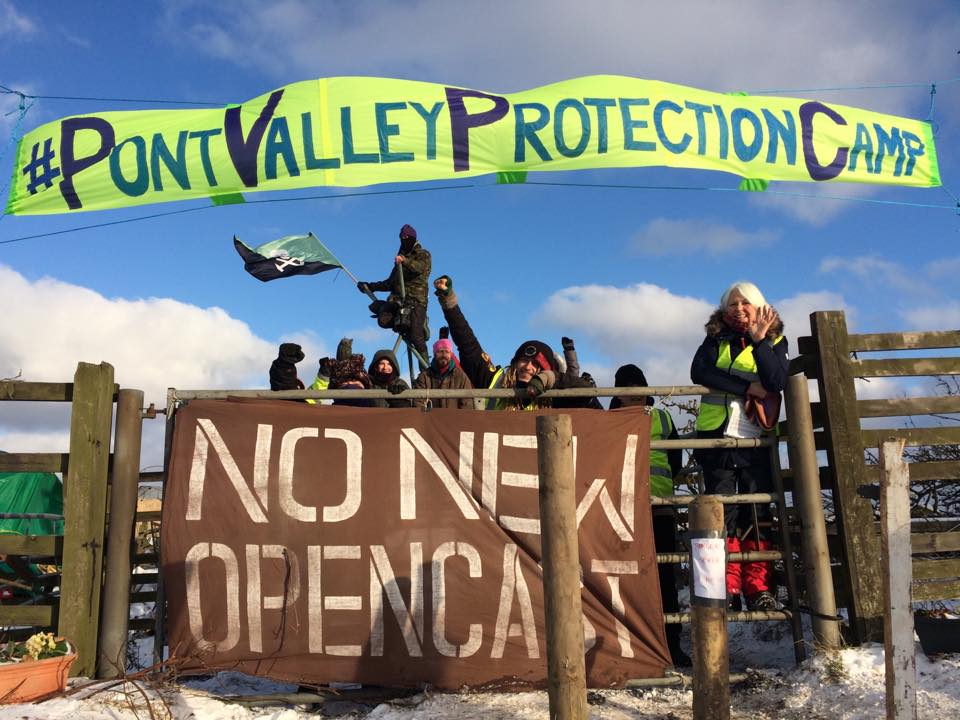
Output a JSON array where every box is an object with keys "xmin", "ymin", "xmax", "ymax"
[
  {"xmin": 162, "ymin": 1, "xmax": 958, "ymax": 113},
  {"xmin": 537, "ymin": 282, "xmax": 713, "ymax": 385},
  {"xmin": 774, "ymin": 290, "xmax": 850, "ymax": 347},
  {"xmin": 0, "ymin": 1, "xmax": 36, "ymax": 37},
  {"xmin": 818, "ymin": 255, "xmax": 922, "ymax": 294},
  {"xmin": 536, "ymin": 282, "xmax": 852, "ymax": 387},
  {"xmin": 747, "ymin": 182, "xmax": 881, "ymax": 226},
  {"xmin": 901, "ymin": 301, "xmax": 960, "ymax": 330},
  {"xmin": 631, "ymin": 218, "xmax": 777, "ymax": 256},
  {"xmin": 0, "ymin": 265, "xmax": 286, "ymax": 465},
  {"xmin": 926, "ymin": 257, "xmax": 960, "ymax": 279}
]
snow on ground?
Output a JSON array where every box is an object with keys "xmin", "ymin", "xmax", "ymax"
[{"xmin": 1, "ymin": 619, "xmax": 959, "ymax": 719}]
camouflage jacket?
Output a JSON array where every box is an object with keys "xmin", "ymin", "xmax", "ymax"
[{"xmin": 368, "ymin": 244, "xmax": 431, "ymax": 306}]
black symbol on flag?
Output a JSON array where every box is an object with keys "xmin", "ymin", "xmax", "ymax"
[{"xmin": 234, "ymin": 233, "xmax": 344, "ymax": 282}]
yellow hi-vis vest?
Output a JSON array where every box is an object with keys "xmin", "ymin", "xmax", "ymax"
[
  {"xmin": 485, "ymin": 367, "xmax": 538, "ymax": 411},
  {"xmin": 305, "ymin": 375, "xmax": 329, "ymax": 405},
  {"xmin": 696, "ymin": 336, "xmax": 784, "ymax": 432},
  {"xmin": 649, "ymin": 408, "xmax": 675, "ymax": 497}
]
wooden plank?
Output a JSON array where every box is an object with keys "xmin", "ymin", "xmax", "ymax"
[
  {"xmin": 912, "ymin": 532, "xmax": 960, "ymax": 554},
  {"xmin": 862, "ymin": 427, "xmax": 960, "ymax": 449},
  {"xmin": 909, "ymin": 519, "xmax": 960, "ymax": 533},
  {"xmin": 810, "ymin": 311, "xmax": 884, "ymax": 642},
  {"xmin": 847, "ymin": 330, "xmax": 960, "ymax": 352},
  {"xmin": 864, "ymin": 461, "xmax": 960, "ymax": 483},
  {"xmin": 0, "ymin": 605, "xmax": 54, "ymax": 626},
  {"xmin": 852, "ymin": 357, "xmax": 960, "ymax": 378},
  {"xmin": 880, "ymin": 439, "xmax": 916, "ymax": 720},
  {"xmin": 0, "ymin": 535, "xmax": 61, "ymax": 556},
  {"xmin": 797, "ymin": 335, "xmax": 818, "ymax": 356},
  {"xmin": 0, "ymin": 381, "xmax": 73, "ymax": 402},
  {"xmin": 0, "ymin": 453, "xmax": 69, "ymax": 474},
  {"xmin": 913, "ymin": 558, "xmax": 960, "ymax": 581},
  {"xmin": 913, "ymin": 579, "xmax": 960, "ymax": 602},
  {"xmin": 858, "ymin": 396, "xmax": 960, "ymax": 418},
  {"xmin": 58, "ymin": 362, "xmax": 115, "ymax": 678},
  {"xmin": 139, "ymin": 471, "xmax": 163, "ymax": 483}
]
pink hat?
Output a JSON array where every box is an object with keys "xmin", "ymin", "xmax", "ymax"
[{"xmin": 433, "ymin": 338, "xmax": 453, "ymax": 354}]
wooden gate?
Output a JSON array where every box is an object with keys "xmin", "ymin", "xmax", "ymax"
[{"xmin": 800, "ymin": 311, "xmax": 960, "ymax": 643}]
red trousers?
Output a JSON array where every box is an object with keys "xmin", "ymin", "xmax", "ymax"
[{"xmin": 726, "ymin": 536, "xmax": 773, "ymax": 596}]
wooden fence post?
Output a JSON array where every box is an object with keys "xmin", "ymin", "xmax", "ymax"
[
  {"xmin": 784, "ymin": 373, "xmax": 840, "ymax": 650},
  {"xmin": 97, "ymin": 388, "xmax": 144, "ymax": 678},
  {"xmin": 536, "ymin": 414, "xmax": 587, "ymax": 720},
  {"xmin": 59, "ymin": 362, "xmax": 115, "ymax": 677},
  {"xmin": 880, "ymin": 438, "xmax": 917, "ymax": 720},
  {"xmin": 690, "ymin": 495, "xmax": 729, "ymax": 720},
  {"xmin": 810, "ymin": 311, "xmax": 883, "ymax": 642}
]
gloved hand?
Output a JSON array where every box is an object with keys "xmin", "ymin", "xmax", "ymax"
[
  {"xmin": 357, "ymin": 281, "xmax": 370, "ymax": 294},
  {"xmin": 561, "ymin": 336, "xmax": 575, "ymax": 350},
  {"xmin": 433, "ymin": 275, "xmax": 453, "ymax": 296},
  {"xmin": 388, "ymin": 383, "xmax": 406, "ymax": 395},
  {"xmin": 517, "ymin": 375, "xmax": 546, "ymax": 400},
  {"xmin": 317, "ymin": 357, "xmax": 334, "ymax": 378},
  {"xmin": 439, "ymin": 326, "xmax": 450, "ymax": 339}
]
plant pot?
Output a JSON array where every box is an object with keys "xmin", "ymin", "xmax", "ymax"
[
  {"xmin": 914, "ymin": 613, "xmax": 960, "ymax": 656},
  {"xmin": 0, "ymin": 652, "xmax": 76, "ymax": 703}
]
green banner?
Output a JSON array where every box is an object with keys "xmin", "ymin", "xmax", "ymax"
[{"xmin": 5, "ymin": 75, "xmax": 940, "ymax": 215}]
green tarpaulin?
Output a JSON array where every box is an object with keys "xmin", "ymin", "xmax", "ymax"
[{"xmin": 0, "ymin": 472, "xmax": 64, "ymax": 536}]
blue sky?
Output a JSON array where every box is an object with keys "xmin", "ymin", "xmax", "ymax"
[{"xmin": 1, "ymin": 1, "xmax": 958, "ymax": 465}]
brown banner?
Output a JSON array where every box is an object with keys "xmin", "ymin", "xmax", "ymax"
[{"xmin": 162, "ymin": 399, "xmax": 669, "ymax": 689}]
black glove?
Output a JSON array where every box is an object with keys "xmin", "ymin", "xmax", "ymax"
[
  {"xmin": 561, "ymin": 336, "xmax": 575, "ymax": 350},
  {"xmin": 317, "ymin": 357, "xmax": 334, "ymax": 378},
  {"xmin": 357, "ymin": 281, "xmax": 370, "ymax": 294},
  {"xmin": 580, "ymin": 371, "xmax": 597, "ymax": 388},
  {"xmin": 433, "ymin": 275, "xmax": 453, "ymax": 296},
  {"xmin": 439, "ymin": 326, "xmax": 450, "ymax": 340},
  {"xmin": 388, "ymin": 382, "xmax": 406, "ymax": 395}
]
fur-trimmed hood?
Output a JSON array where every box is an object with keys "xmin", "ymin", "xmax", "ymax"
[{"xmin": 704, "ymin": 308, "xmax": 784, "ymax": 340}]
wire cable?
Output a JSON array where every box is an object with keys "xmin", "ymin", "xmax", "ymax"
[
  {"xmin": 0, "ymin": 184, "xmax": 474, "ymax": 245},
  {"xmin": 0, "ymin": 84, "xmax": 225, "ymax": 106}
]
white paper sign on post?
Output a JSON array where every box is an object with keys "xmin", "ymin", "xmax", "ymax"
[{"xmin": 691, "ymin": 537, "xmax": 727, "ymax": 602}]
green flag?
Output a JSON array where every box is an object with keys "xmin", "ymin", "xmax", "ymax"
[{"xmin": 234, "ymin": 233, "xmax": 343, "ymax": 282}]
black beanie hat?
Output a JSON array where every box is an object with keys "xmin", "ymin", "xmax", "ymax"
[
  {"xmin": 614, "ymin": 363, "xmax": 648, "ymax": 388},
  {"xmin": 511, "ymin": 340, "xmax": 558, "ymax": 372}
]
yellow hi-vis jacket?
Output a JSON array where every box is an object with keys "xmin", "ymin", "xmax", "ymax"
[
  {"xmin": 305, "ymin": 374, "xmax": 330, "ymax": 405},
  {"xmin": 649, "ymin": 408, "xmax": 675, "ymax": 498},
  {"xmin": 696, "ymin": 336, "xmax": 785, "ymax": 433},
  {"xmin": 485, "ymin": 367, "xmax": 540, "ymax": 411}
]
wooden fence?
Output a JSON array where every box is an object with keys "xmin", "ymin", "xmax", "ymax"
[
  {"xmin": 0, "ymin": 363, "xmax": 152, "ymax": 679},
  {"xmin": 4, "ymin": 315, "xmax": 955, "ymax": 678},
  {"xmin": 799, "ymin": 311, "xmax": 960, "ymax": 643}
]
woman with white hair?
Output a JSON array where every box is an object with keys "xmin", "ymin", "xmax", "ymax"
[{"xmin": 690, "ymin": 280, "xmax": 788, "ymax": 612}]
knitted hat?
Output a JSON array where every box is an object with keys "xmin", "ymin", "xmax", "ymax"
[
  {"xmin": 511, "ymin": 340, "xmax": 558, "ymax": 372},
  {"xmin": 720, "ymin": 281, "xmax": 767, "ymax": 309},
  {"xmin": 399, "ymin": 223, "xmax": 417, "ymax": 240},
  {"xmin": 614, "ymin": 363, "xmax": 648, "ymax": 388},
  {"xmin": 613, "ymin": 363, "xmax": 654, "ymax": 407},
  {"xmin": 433, "ymin": 338, "xmax": 454, "ymax": 354}
]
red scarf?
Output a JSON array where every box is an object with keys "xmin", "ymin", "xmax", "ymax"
[{"xmin": 723, "ymin": 311, "xmax": 751, "ymax": 335}]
